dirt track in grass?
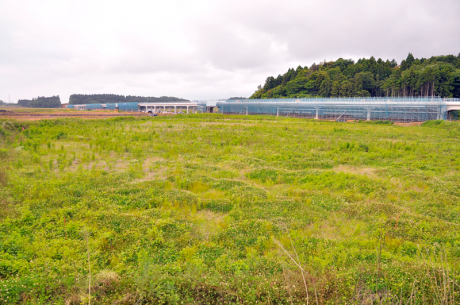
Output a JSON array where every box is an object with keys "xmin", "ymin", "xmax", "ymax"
[{"xmin": 0, "ymin": 109, "xmax": 171, "ymax": 121}]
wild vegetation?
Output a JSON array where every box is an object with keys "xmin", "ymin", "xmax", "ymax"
[
  {"xmin": 0, "ymin": 114, "xmax": 459, "ymax": 304},
  {"xmin": 251, "ymin": 53, "xmax": 460, "ymax": 99}
]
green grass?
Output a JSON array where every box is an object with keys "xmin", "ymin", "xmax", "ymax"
[{"xmin": 1, "ymin": 115, "xmax": 460, "ymax": 304}]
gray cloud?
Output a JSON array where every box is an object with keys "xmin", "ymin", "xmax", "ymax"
[
  {"xmin": 0, "ymin": 0, "xmax": 459, "ymax": 102},
  {"xmin": 194, "ymin": 0, "xmax": 460, "ymax": 65}
]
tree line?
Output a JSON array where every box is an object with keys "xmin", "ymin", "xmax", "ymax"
[
  {"xmin": 250, "ymin": 53, "xmax": 460, "ymax": 99},
  {"xmin": 17, "ymin": 96, "xmax": 61, "ymax": 108},
  {"xmin": 69, "ymin": 94, "xmax": 189, "ymax": 105}
]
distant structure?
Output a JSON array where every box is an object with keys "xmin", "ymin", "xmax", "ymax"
[
  {"xmin": 65, "ymin": 97, "xmax": 460, "ymax": 121},
  {"xmin": 216, "ymin": 97, "xmax": 460, "ymax": 122},
  {"xmin": 138, "ymin": 102, "xmax": 198, "ymax": 114},
  {"xmin": 67, "ymin": 101, "xmax": 200, "ymax": 114}
]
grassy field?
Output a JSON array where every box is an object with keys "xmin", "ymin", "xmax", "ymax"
[{"xmin": 0, "ymin": 114, "xmax": 459, "ymax": 304}]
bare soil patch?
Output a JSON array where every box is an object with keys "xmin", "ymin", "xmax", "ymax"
[
  {"xmin": 333, "ymin": 165, "xmax": 378, "ymax": 177},
  {"xmin": 0, "ymin": 110, "xmax": 149, "ymax": 121},
  {"xmin": 393, "ymin": 122, "xmax": 423, "ymax": 127},
  {"xmin": 0, "ymin": 108, "xmax": 179, "ymax": 121}
]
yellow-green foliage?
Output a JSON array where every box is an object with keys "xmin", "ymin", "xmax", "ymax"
[{"xmin": 0, "ymin": 115, "xmax": 460, "ymax": 304}]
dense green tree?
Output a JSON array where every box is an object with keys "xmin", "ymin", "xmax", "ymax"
[
  {"xmin": 251, "ymin": 53, "xmax": 460, "ymax": 99},
  {"xmin": 452, "ymin": 71, "xmax": 460, "ymax": 97},
  {"xmin": 319, "ymin": 77, "xmax": 332, "ymax": 97},
  {"xmin": 275, "ymin": 75, "xmax": 283, "ymax": 87},
  {"xmin": 331, "ymin": 81, "xmax": 340, "ymax": 97},
  {"xmin": 401, "ymin": 53, "xmax": 415, "ymax": 71},
  {"xmin": 285, "ymin": 77, "xmax": 309, "ymax": 96},
  {"xmin": 340, "ymin": 81, "xmax": 352, "ymax": 97},
  {"xmin": 356, "ymin": 72, "xmax": 375, "ymax": 94},
  {"xmin": 18, "ymin": 96, "xmax": 61, "ymax": 108},
  {"xmin": 263, "ymin": 77, "xmax": 277, "ymax": 91}
]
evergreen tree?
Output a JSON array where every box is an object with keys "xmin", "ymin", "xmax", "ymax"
[
  {"xmin": 401, "ymin": 53, "xmax": 415, "ymax": 71},
  {"xmin": 18, "ymin": 96, "xmax": 61, "ymax": 108},
  {"xmin": 250, "ymin": 53, "xmax": 460, "ymax": 99}
]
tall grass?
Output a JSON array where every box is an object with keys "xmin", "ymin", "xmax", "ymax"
[{"xmin": 0, "ymin": 115, "xmax": 459, "ymax": 304}]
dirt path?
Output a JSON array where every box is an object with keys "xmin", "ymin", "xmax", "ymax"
[
  {"xmin": 393, "ymin": 122, "xmax": 423, "ymax": 127},
  {"xmin": 0, "ymin": 110, "xmax": 168, "ymax": 121}
]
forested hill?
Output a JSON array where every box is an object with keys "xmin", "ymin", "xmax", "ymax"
[
  {"xmin": 250, "ymin": 53, "xmax": 460, "ymax": 99},
  {"xmin": 18, "ymin": 96, "xmax": 61, "ymax": 108},
  {"xmin": 69, "ymin": 94, "xmax": 189, "ymax": 105}
]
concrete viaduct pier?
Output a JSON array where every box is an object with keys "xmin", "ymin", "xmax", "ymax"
[{"xmin": 137, "ymin": 102, "xmax": 198, "ymax": 114}]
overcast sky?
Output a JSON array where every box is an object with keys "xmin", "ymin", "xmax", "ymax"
[{"xmin": 1, "ymin": 0, "xmax": 459, "ymax": 103}]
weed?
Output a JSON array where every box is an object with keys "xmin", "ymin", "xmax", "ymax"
[{"xmin": 0, "ymin": 116, "xmax": 459, "ymax": 303}]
